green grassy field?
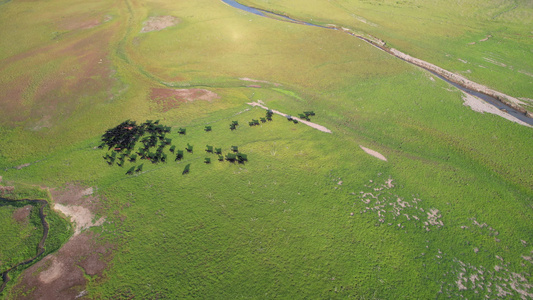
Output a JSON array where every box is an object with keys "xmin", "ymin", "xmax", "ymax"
[
  {"xmin": 239, "ymin": 0, "xmax": 533, "ymax": 101},
  {"xmin": 0, "ymin": 0, "xmax": 532, "ymax": 298}
]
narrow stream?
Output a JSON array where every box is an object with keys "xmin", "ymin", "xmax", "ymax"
[
  {"xmin": 222, "ymin": 0, "xmax": 533, "ymax": 126},
  {"xmin": 0, "ymin": 198, "xmax": 49, "ymax": 294}
]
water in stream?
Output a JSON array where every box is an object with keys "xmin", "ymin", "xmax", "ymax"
[{"xmin": 221, "ymin": 0, "xmax": 533, "ymax": 126}]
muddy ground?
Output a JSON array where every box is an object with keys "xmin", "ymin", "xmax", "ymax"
[
  {"xmin": 10, "ymin": 232, "xmax": 112, "ymax": 300},
  {"xmin": 8, "ymin": 184, "xmax": 111, "ymax": 299},
  {"xmin": 12, "ymin": 205, "xmax": 32, "ymax": 224},
  {"xmin": 141, "ymin": 16, "xmax": 180, "ymax": 33}
]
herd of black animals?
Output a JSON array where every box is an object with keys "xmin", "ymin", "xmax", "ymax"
[{"xmin": 99, "ymin": 109, "xmax": 315, "ymax": 174}]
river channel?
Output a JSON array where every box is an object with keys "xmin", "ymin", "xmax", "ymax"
[{"xmin": 222, "ymin": 0, "xmax": 533, "ymax": 126}]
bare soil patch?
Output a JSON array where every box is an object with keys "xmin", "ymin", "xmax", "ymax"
[
  {"xmin": 7, "ymin": 184, "xmax": 111, "ymax": 299},
  {"xmin": 0, "ymin": 186, "xmax": 15, "ymax": 196},
  {"xmin": 50, "ymin": 183, "xmax": 104, "ymax": 235},
  {"xmin": 248, "ymin": 101, "xmax": 332, "ymax": 133},
  {"xmin": 50, "ymin": 183, "xmax": 98, "ymax": 209},
  {"xmin": 479, "ymin": 35, "xmax": 492, "ymax": 42},
  {"xmin": 239, "ymin": 77, "xmax": 281, "ymax": 86},
  {"xmin": 12, "ymin": 205, "xmax": 32, "ymax": 224},
  {"xmin": 10, "ymin": 232, "xmax": 113, "ymax": 300},
  {"xmin": 0, "ymin": 75, "xmax": 31, "ymax": 124},
  {"xmin": 150, "ymin": 88, "xmax": 220, "ymax": 112},
  {"xmin": 54, "ymin": 204, "xmax": 104, "ymax": 236},
  {"xmin": 141, "ymin": 16, "xmax": 180, "ymax": 33},
  {"xmin": 359, "ymin": 145, "xmax": 387, "ymax": 161},
  {"xmin": 461, "ymin": 92, "xmax": 532, "ymax": 128},
  {"xmin": 61, "ymin": 18, "xmax": 101, "ymax": 31}
]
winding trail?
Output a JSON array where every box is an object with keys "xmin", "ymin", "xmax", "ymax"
[
  {"xmin": 248, "ymin": 101, "xmax": 332, "ymax": 133},
  {"xmin": 0, "ymin": 198, "xmax": 50, "ymax": 293},
  {"xmin": 223, "ymin": 0, "xmax": 533, "ymax": 126}
]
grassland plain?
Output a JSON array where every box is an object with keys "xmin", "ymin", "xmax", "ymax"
[
  {"xmin": 238, "ymin": 0, "xmax": 533, "ymax": 103},
  {"xmin": 0, "ymin": 0, "xmax": 532, "ymax": 298}
]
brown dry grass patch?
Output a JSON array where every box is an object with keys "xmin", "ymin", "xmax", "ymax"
[
  {"xmin": 150, "ymin": 88, "xmax": 220, "ymax": 112},
  {"xmin": 12, "ymin": 205, "xmax": 32, "ymax": 224},
  {"xmin": 10, "ymin": 232, "xmax": 113, "ymax": 300},
  {"xmin": 141, "ymin": 16, "xmax": 180, "ymax": 33},
  {"xmin": 0, "ymin": 23, "xmax": 119, "ymax": 128}
]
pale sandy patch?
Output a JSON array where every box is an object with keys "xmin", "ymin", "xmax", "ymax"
[
  {"xmin": 479, "ymin": 35, "xmax": 492, "ymax": 42},
  {"xmin": 54, "ymin": 204, "xmax": 105, "ymax": 235},
  {"xmin": 483, "ymin": 57, "xmax": 507, "ymax": 67},
  {"xmin": 461, "ymin": 92, "xmax": 532, "ymax": 128},
  {"xmin": 359, "ymin": 145, "xmax": 387, "ymax": 161},
  {"xmin": 240, "ymin": 77, "xmax": 281, "ymax": 86},
  {"xmin": 39, "ymin": 257, "xmax": 64, "ymax": 284},
  {"xmin": 247, "ymin": 101, "xmax": 332, "ymax": 133},
  {"xmin": 81, "ymin": 187, "xmax": 94, "ymax": 196},
  {"xmin": 141, "ymin": 16, "xmax": 180, "ymax": 33}
]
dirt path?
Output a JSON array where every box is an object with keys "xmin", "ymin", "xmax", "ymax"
[{"xmin": 247, "ymin": 101, "xmax": 332, "ymax": 133}]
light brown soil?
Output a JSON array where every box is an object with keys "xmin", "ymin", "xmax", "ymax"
[
  {"xmin": 248, "ymin": 101, "xmax": 332, "ymax": 133},
  {"xmin": 479, "ymin": 35, "xmax": 492, "ymax": 42},
  {"xmin": 61, "ymin": 18, "xmax": 101, "ymax": 31},
  {"xmin": 0, "ymin": 75, "xmax": 31, "ymax": 124},
  {"xmin": 359, "ymin": 145, "xmax": 388, "ymax": 161},
  {"xmin": 461, "ymin": 92, "xmax": 532, "ymax": 128},
  {"xmin": 12, "ymin": 205, "xmax": 32, "ymax": 224},
  {"xmin": 54, "ymin": 204, "xmax": 104, "ymax": 236},
  {"xmin": 0, "ymin": 186, "xmax": 15, "ymax": 196},
  {"xmin": 141, "ymin": 16, "xmax": 180, "ymax": 33},
  {"xmin": 10, "ymin": 232, "xmax": 112, "ymax": 300},
  {"xmin": 50, "ymin": 183, "xmax": 98, "ymax": 209},
  {"xmin": 150, "ymin": 88, "xmax": 220, "ymax": 112},
  {"xmin": 50, "ymin": 183, "xmax": 104, "ymax": 235},
  {"xmin": 239, "ymin": 77, "xmax": 281, "ymax": 86},
  {"xmin": 15, "ymin": 163, "xmax": 30, "ymax": 170}
]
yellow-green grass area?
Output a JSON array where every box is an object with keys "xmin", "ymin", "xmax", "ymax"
[
  {"xmin": 0, "ymin": 184, "xmax": 72, "ymax": 294},
  {"xmin": 123, "ymin": 0, "xmax": 405, "ymax": 88},
  {"xmin": 0, "ymin": 0, "xmax": 137, "ymax": 161},
  {"xmin": 0, "ymin": 0, "xmax": 532, "ymax": 298},
  {"xmin": 239, "ymin": 0, "xmax": 533, "ymax": 101}
]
